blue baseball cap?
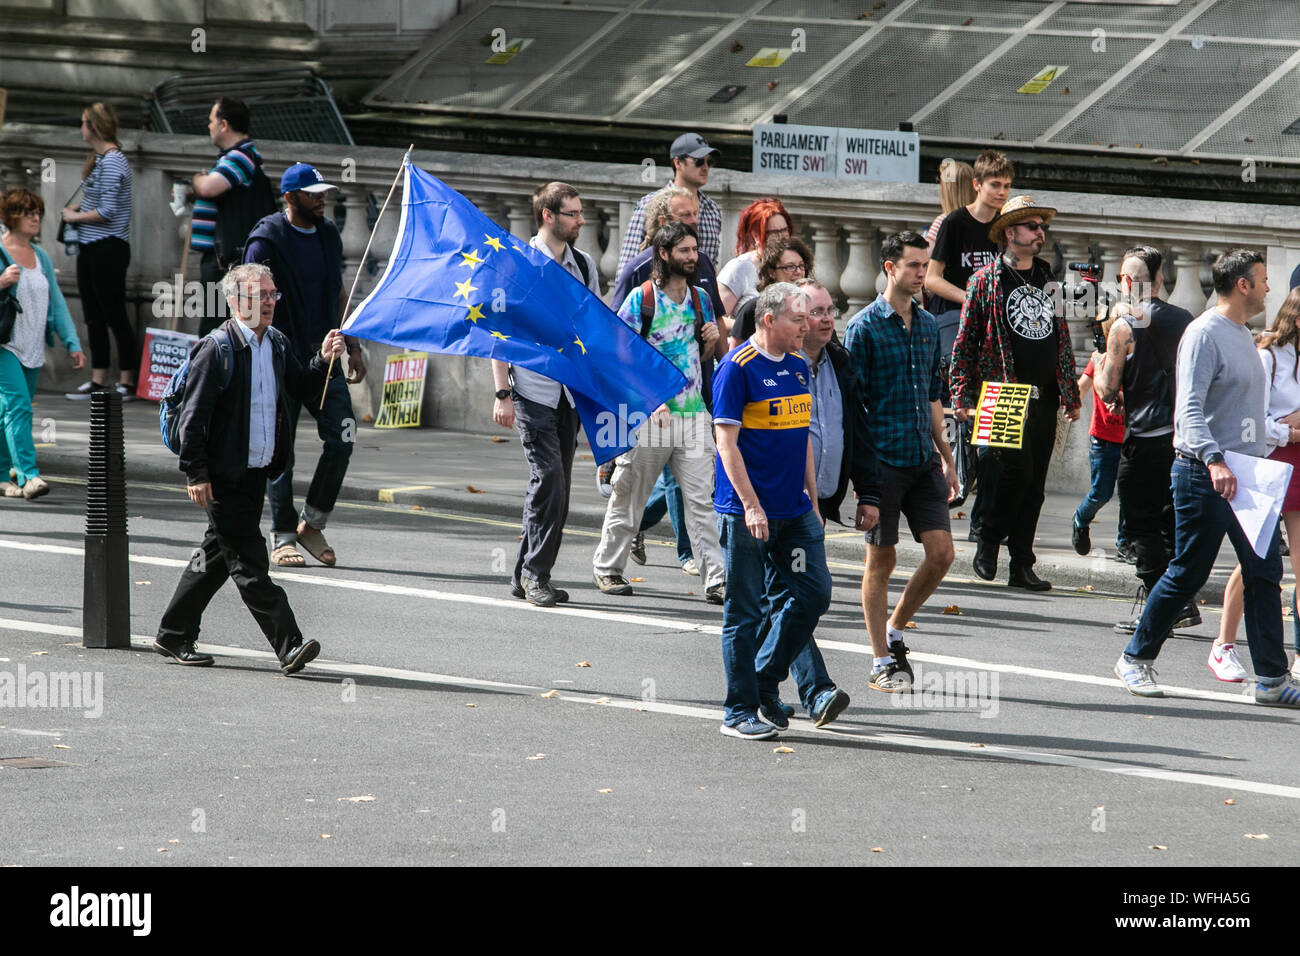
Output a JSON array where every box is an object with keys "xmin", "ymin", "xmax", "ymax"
[{"xmin": 280, "ymin": 163, "xmax": 336, "ymax": 195}]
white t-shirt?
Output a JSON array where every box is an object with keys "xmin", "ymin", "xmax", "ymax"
[
  {"xmin": 7, "ymin": 263, "xmax": 49, "ymax": 369},
  {"xmin": 717, "ymin": 253, "xmax": 759, "ymax": 306}
]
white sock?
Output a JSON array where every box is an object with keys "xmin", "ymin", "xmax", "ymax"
[
  {"xmin": 887, "ymin": 625, "xmax": 905, "ymax": 645},
  {"xmin": 873, "ymin": 656, "xmax": 894, "ymax": 669}
]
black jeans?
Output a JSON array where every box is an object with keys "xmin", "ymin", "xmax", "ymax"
[
  {"xmin": 75, "ymin": 237, "xmax": 137, "ymax": 374},
  {"xmin": 157, "ymin": 467, "xmax": 304, "ymax": 659},
  {"xmin": 981, "ymin": 397, "xmax": 1058, "ymax": 567},
  {"xmin": 512, "ymin": 392, "xmax": 578, "ymax": 587},
  {"xmin": 1116, "ymin": 434, "xmax": 1175, "ymax": 591}
]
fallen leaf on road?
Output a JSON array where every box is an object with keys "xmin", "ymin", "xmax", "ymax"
[
  {"xmin": 339, "ymin": 795, "xmax": 375, "ymax": 803},
  {"xmin": 465, "ymin": 703, "xmax": 476, "ymax": 708},
  {"xmin": 597, "ymin": 788, "xmax": 613, "ymax": 794},
  {"xmin": 31, "ymin": 651, "xmax": 48, "ymax": 656},
  {"xmin": 575, "ymin": 661, "xmax": 591, "ymax": 668},
  {"xmin": 1244, "ymin": 833, "xmax": 1269, "ymax": 839},
  {"xmin": 168, "ymin": 839, "xmax": 180, "ymax": 844},
  {"xmin": 1081, "ymin": 584, "xmax": 1096, "ymax": 592},
  {"xmin": 970, "ymin": 743, "xmax": 985, "ymax": 749},
  {"xmin": 630, "ymin": 577, "xmax": 644, "ymax": 582},
  {"xmin": 540, "ymin": 690, "xmax": 560, "ymax": 698},
  {"xmin": 593, "ymin": 697, "xmax": 612, "ymax": 704},
  {"xmin": 904, "ymin": 621, "xmax": 917, "ymax": 629},
  {"xmin": 491, "ymin": 436, "xmax": 508, "ymax": 443},
  {"xmin": 871, "ymin": 847, "xmax": 884, "ymax": 853},
  {"xmin": 53, "ymin": 744, "xmax": 70, "ymax": 750},
  {"xmin": 633, "ymin": 707, "xmax": 647, "ymax": 712},
  {"xmin": 527, "ymin": 753, "xmax": 546, "ymax": 760},
  {"xmin": 773, "ymin": 746, "xmax": 794, "ymax": 754},
  {"xmin": 466, "ymin": 485, "xmax": 485, "ymax": 494},
  {"xmin": 1149, "ymin": 845, "xmax": 1167, "ymax": 850},
  {"xmin": 157, "ymin": 848, "xmax": 168, "ymax": 853},
  {"xmin": 411, "ymin": 505, "xmax": 424, "ymax": 511},
  {"xmin": 942, "ymin": 605, "xmax": 962, "ymax": 615},
  {"xmin": 1224, "ymin": 799, "xmax": 1235, "ymax": 805},
  {"xmin": 320, "ymin": 834, "xmax": 332, "ymax": 839},
  {"xmin": 135, "ymin": 581, "xmax": 151, "ymax": 585}
]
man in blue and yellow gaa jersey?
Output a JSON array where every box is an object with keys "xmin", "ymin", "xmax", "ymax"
[{"xmin": 713, "ymin": 282, "xmax": 834, "ymax": 740}]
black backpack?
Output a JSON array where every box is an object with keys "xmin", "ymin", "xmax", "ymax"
[{"xmin": 213, "ymin": 160, "xmax": 278, "ymax": 268}]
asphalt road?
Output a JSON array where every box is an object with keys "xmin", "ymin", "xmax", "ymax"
[{"xmin": 1, "ymin": 475, "xmax": 1297, "ymax": 868}]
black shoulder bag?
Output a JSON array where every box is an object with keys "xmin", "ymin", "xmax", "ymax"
[{"xmin": 0, "ymin": 245, "xmax": 24, "ymax": 345}]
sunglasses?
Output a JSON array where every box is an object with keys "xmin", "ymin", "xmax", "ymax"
[
  {"xmin": 686, "ymin": 156, "xmax": 712, "ymax": 168},
  {"xmin": 1018, "ymin": 221, "xmax": 1048, "ymax": 234}
]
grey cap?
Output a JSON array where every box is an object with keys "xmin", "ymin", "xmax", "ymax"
[{"xmin": 670, "ymin": 132, "xmax": 721, "ymax": 159}]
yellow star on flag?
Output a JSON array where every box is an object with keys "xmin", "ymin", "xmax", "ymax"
[
  {"xmin": 460, "ymin": 249, "xmax": 485, "ymax": 269},
  {"xmin": 573, "ymin": 335, "xmax": 587, "ymax": 355},
  {"xmin": 454, "ymin": 277, "xmax": 477, "ymax": 300},
  {"xmin": 484, "ymin": 235, "xmax": 505, "ymax": 252},
  {"xmin": 466, "ymin": 303, "xmax": 485, "ymax": 324},
  {"xmin": 490, "ymin": 330, "xmax": 510, "ymax": 341}
]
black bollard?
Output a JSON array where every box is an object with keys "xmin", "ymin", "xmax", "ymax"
[{"xmin": 83, "ymin": 389, "xmax": 130, "ymax": 648}]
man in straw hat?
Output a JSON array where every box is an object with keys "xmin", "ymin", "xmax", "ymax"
[{"xmin": 951, "ymin": 196, "xmax": 1081, "ymax": 591}]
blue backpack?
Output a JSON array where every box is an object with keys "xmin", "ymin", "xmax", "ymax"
[{"xmin": 159, "ymin": 328, "xmax": 236, "ymax": 454}]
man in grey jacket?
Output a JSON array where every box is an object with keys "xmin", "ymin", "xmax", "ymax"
[{"xmin": 1114, "ymin": 249, "xmax": 1300, "ymax": 705}]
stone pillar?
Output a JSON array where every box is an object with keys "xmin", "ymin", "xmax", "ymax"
[
  {"xmin": 505, "ymin": 199, "xmax": 533, "ymax": 242},
  {"xmin": 573, "ymin": 202, "xmax": 603, "ymax": 294},
  {"xmin": 840, "ymin": 219, "xmax": 877, "ymax": 316},
  {"xmin": 597, "ymin": 201, "xmax": 623, "ymax": 301},
  {"xmin": 808, "ymin": 218, "xmax": 842, "ymax": 301},
  {"xmin": 339, "ymin": 189, "xmax": 371, "ymax": 277},
  {"xmin": 1166, "ymin": 243, "xmax": 1207, "ymax": 315}
]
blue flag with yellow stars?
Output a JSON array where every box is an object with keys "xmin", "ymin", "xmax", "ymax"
[{"xmin": 344, "ymin": 161, "xmax": 688, "ymax": 464}]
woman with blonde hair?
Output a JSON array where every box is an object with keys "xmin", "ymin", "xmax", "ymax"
[
  {"xmin": 1210, "ymin": 286, "xmax": 1300, "ymax": 682},
  {"xmin": 924, "ymin": 159, "xmax": 975, "ymax": 254},
  {"xmin": 0, "ymin": 189, "xmax": 87, "ymax": 498},
  {"xmin": 61, "ymin": 101, "xmax": 137, "ymax": 401}
]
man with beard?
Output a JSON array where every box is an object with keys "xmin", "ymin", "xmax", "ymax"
[
  {"xmin": 592, "ymin": 221, "xmax": 727, "ymax": 602},
  {"xmin": 951, "ymin": 197, "xmax": 1081, "ymax": 590},
  {"xmin": 492, "ymin": 182, "xmax": 602, "ymax": 607},
  {"xmin": 243, "ymin": 163, "xmax": 366, "ymax": 569}
]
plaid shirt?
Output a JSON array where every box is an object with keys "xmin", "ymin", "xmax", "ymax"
[
  {"xmin": 843, "ymin": 294, "xmax": 942, "ymax": 469},
  {"xmin": 617, "ymin": 188, "xmax": 721, "ymax": 279}
]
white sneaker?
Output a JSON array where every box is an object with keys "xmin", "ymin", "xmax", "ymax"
[
  {"xmin": 1291, "ymin": 656, "xmax": 1300, "ymax": 680},
  {"xmin": 1114, "ymin": 653, "xmax": 1163, "ymax": 697},
  {"xmin": 680, "ymin": 558, "xmax": 699, "ymax": 576},
  {"xmin": 1207, "ymin": 643, "xmax": 1248, "ymax": 683},
  {"xmin": 1251, "ymin": 677, "xmax": 1300, "ymax": 707}
]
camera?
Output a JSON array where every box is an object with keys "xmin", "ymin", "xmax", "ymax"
[{"xmin": 1067, "ymin": 259, "xmax": 1108, "ymax": 351}]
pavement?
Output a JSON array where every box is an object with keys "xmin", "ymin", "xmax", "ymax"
[{"xmin": 30, "ymin": 389, "xmax": 1263, "ymax": 602}]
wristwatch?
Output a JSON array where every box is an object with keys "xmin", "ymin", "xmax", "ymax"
[
  {"xmin": 495, "ymin": 388, "xmax": 511, "ymax": 400},
  {"xmin": 1206, "ymin": 452, "xmax": 1224, "ymax": 466}
]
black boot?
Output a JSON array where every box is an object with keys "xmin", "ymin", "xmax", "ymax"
[
  {"xmin": 1008, "ymin": 564, "xmax": 1051, "ymax": 591},
  {"xmin": 973, "ymin": 538, "xmax": 998, "ymax": 581}
]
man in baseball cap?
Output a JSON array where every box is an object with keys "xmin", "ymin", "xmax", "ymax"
[{"xmin": 243, "ymin": 160, "xmax": 364, "ymax": 570}]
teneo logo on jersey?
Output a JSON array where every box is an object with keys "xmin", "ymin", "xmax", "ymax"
[
  {"xmin": 971, "ymin": 381, "xmax": 1032, "ymax": 449},
  {"xmin": 742, "ymin": 394, "xmax": 812, "ymax": 429}
]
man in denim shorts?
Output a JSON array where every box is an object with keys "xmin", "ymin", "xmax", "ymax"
[{"xmin": 844, "ymin": 231, "xmax": 958, "ymax": 692}]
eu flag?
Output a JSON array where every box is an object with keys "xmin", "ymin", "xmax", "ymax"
[{"xmin": 344, "ymin": 161, "xmax": 687, "ymax": 463}]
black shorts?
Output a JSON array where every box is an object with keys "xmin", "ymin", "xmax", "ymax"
[{"xmin": 866, "ymin": 455, "xmax": 952, "ymax": 547}]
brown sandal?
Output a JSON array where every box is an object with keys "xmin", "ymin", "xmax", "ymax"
[
  {"xmin": 271, "ymin": 544, "xmax": 306, "ymax": 567},
  {"xmin": 297, "ymin": 525, "xmax": 336, "ymax": 567}
]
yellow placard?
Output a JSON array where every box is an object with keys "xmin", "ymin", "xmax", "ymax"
[
  {"xmin": 374, "ymin": 352, "xmax": 428, "ymax": 429},
  {"xmin": 971, "ymin": 381, "xmax": 1033, "ymax": 449},
  {"xmin": 486, "ymin": 38, "xmax": 533, "ymax": 65},
  {"xmin": 1017, "ymin": 65, "xmax": 1068, "ymax": 95},
  {"xmin": 746, "ymin": 47, "xmax": 792, "ymax": 68}
]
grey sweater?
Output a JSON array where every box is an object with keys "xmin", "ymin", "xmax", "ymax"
[{"xmin": 1174, "ymin": 309, "xmax": 1267, "ymax": 463}]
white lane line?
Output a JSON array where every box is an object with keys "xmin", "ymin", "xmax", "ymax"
[
  {"xmin": 1, "ymin": 616, "xmax": 1296, "ymax": 801},
  {"xmin": 0, "ymin": 538, "xmax": 1264, "ymax": 706}
]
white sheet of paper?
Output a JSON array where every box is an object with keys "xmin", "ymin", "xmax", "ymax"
[{"xmin": 1223, "ymin": 449, "xmax": 1293, "ymax": 558}]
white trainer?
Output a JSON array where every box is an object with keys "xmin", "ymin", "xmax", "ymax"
[
  {"xmin": 1114, "ymin": 653, "xmax": 1163, "ymax": 697},
  {"xmin": 1207, "ymin": 643, "xmax": 1248, "ymax": 683}
]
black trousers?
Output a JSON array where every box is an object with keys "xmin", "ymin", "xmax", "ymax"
[
  {"xmin": 981, "ymin": 397, "xmax": 1058, "ymax": 567},
  {"xmin": 157, "ymin": 467, "xmax": 303, "ymax": 658},
  {"xmin": 512, "ymin": 392, "xmax": 578, "ymax": 587},
  {"xmin": 75, "ymin": 237, "xmax": 137, "ymax": 373},
  {"xmin": 1116, "ymin": 434, "xmax": 1175, "ymax": 591}
]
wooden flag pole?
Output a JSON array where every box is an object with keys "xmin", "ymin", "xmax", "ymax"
[{"xmin": 322, "ymin": 144, "xmax": 413, "ymax": 409}]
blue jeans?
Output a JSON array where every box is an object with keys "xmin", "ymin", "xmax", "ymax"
[
  {"xmin": 639, "ymin": 466, "xmax": 693, "ymax": 564},
  {"xmin": 1126, "ymin": 456, "xmax": 1287, "ymax": 679},
  {"xmin": 267, "ymin": 368, "xmax": 354, "ymax": 547},
  {"xmin": 1074, "ymin": 435, "xmax": 1127, "ymax": 547},
  {"xmin": 754, "ymin": 557, "xmax": 836, "ymax": 714},
  {"xmin": 719, "ymin": 509, "xmax": 832, "ymax": 725}
]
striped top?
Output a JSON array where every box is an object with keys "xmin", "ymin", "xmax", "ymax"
[
  {"xmin": 77, "ymin": 149, "xmax": 132, "ymax": 244},
  {"xmin": 191, "ymin": 140, "xmax": 261, "ymax": 252}
]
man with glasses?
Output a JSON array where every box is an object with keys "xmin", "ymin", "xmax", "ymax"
[
  {"xmin": 752, "ymin": 279, "xmax": 879, "ymax": 726},
  {"xmin": 845, "ymin": 232, "xmax": 958, "ymax": 691},
  {"xmin": 952, "ymin": 198, "xmax": 1081, "ymax": 591},
  {"xmin": 492, "ymin": 182, "xmax": 602, "ymax": 607},
  {"xmin": 617, "ymin": 133, "xmax": 723, "ymax": 279},
  {"xmin": 244, "ymin": 163, "xmax": 364, "ymax": 569},
  {"xmin": 154, "ymin": 263, "xmax": 344, "ymax": 675}
]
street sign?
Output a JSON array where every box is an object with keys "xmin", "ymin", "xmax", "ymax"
[{"xmin": 752, "ymin": 122, "xmax": 920, "ymax": 183}]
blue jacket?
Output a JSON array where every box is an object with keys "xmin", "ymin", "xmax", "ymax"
[
  {"xmin": 0, "ymin": 243, "xmax": 83, "ymax": 354},
  {"xmin": 243, "ymin": 212, "xmax": 342, "ymax": 357}
]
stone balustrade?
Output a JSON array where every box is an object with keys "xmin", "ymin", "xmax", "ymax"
[{"xmin": 4, "ymin": 122, "xmax": 1299, "ymax": 493}]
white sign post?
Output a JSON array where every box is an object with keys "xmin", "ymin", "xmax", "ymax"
[{"xmin": 751, "ymin": 122, "xmax": 838, "ymax": 178}]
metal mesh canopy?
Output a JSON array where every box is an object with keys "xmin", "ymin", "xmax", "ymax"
[
  {"xmin": 150, "ymin": 69, "xmax": 354, "ymax": 145},
  {"xmin": 365, "ymin": 0, "xmax": 1300, "ymax": 164}
]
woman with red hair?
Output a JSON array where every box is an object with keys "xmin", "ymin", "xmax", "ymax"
[{"xmin": 717, "ymin": 198, "xmax": 794, "ymax": 317}]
